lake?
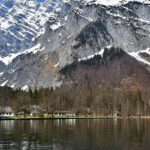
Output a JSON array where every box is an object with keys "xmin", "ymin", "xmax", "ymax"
[{"xmin": 0, "ymin": 119, "xmax": 150, "ymax": 150}]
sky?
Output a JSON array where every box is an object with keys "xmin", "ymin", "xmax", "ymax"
[{"xmin": 0, "ymin": 0, "xmax": 46, "ymax": 2}]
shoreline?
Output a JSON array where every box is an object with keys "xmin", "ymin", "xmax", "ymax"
[{"xmin": 1, "ymin": 116, "xmax": 150, "ymax": 121}]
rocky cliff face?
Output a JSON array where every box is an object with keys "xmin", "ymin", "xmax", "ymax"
[
  {"xmin": 0, "ymin": 0, "xmax": 150, "ymax": 89},
  {"xmin": 60, "ymin": 47, "xmax": 150, "ymax": 91}
]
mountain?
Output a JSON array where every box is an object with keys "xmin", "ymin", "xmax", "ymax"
[
  {"xmin": 61, "ymin": 47, "xmax": 150, "ymax": 91},
  {"xmin": 0, "ymin": 0, "xmax": 150, "ymax": 89},
  {"xmin": 0, "ymin": 0, "xmax": 63, "ymax": 57}
]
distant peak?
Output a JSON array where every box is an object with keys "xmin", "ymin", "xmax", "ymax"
[{"xmin": 83, "ymin": 0, "xmax": 150, "ymax": 6}]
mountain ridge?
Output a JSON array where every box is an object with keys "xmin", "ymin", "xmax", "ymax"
[{"xmin": 0, "ymin": 0, "xmax": 150, "ymax": 89}]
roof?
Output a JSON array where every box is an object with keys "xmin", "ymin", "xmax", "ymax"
[{"xmin": 0, "ymin": 106, "xmax": 14, "ymax": 113}]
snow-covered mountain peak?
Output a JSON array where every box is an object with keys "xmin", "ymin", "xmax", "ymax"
[
  {"xmin": 0, "ymin": 0, "xmax": 149, "ymax": 56},
  {"xmin": 0, "ymin": 0, "xmax": 65, "ymax": 56},
  {"xmin": 84, "ymin": 0, "xmax": 150, "ymax": 6}
]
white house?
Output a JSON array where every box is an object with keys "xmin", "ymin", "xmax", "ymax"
[{"xmin": 0, "ymin": 106, "xmax": 15, "ymax": 117}]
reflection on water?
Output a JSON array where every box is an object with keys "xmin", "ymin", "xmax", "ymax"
[{"xmin": 0, "ymin": 119, "xmax": 150, "ymax": 150}]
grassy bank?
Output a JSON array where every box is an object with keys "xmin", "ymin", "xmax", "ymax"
[
  {"xmin": 0, "ymin": 114, "xmax": 114, "ymax": 120},
  {"xmin": 1, "ymin": 114, "xmax": 150, "ymax": 120}
]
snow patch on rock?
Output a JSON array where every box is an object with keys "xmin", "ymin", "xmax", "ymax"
[
  {"xmin": 129, "ymin": 48, "xmax": 150, "ymax": 66},
  {"xmin": 0, "ymin": 44, "xmax": 44, "ymax": 65},
  {"xmin": 84, "ymin": 0, "xmax": 150, "ymax": 6},
  {"xmin": 0, "ymin": 80, "xmax": 8, "ymax": 87},
  {"xmin": 78, "ymin": 46, "xmax": 112, "ymax": 62},
  {"xmin": 21, "ymin": 85, "xmax": 29, "ymax": 91}
]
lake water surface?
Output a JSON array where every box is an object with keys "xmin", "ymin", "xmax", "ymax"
[{"xmin": 0, "ymin": 119, "xmax": 150, "ymax": 150}]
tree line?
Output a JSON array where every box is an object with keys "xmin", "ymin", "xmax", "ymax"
[{"xmin": 0, "ymin": 85, "xmax": 150, "ymax": 116}]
